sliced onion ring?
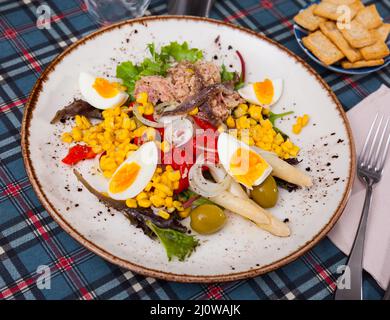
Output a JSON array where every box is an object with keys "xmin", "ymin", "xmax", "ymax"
[
  {"xmin": 188, "ymin": 154, "xmax": 231, "ymax": 198},
  {"xmin": 133, "ymin": 104, "xmax": 164, "ymax": 128}
]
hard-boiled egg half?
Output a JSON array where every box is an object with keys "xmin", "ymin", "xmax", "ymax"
[
  {"xmin": 108, "ymin": 142, "xmax": 158, "ymax": 200},
  {"xmin": 238, "ymin": 78, "xmax": 283, "ymax": 108},
  {"xmin": 79, "ymin": 72, "xmax": 129, "ymax": 110},
  {"xmin": 217, "ymin": 132, "xmax": 272, "ymax": 189}
]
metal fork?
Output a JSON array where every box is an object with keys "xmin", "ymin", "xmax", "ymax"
[{"xmin": 334, "ymin": 114, "xmax": 390, "ymax": 300}]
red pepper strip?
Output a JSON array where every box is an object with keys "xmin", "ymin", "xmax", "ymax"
[
  {"xmin": 192, "ymin": 116, "xmax": 217, "ymax": 131},
  {"xmin": 236, "ymin": 50, "xmax": 245, "ymax": 83},
  {"xmin": 171, "ymin": 161, "xmax": 191, "ymax": 194},
  {"xmin": 62, "ymin": 144, "xmax": 96, "ymax": 166}
]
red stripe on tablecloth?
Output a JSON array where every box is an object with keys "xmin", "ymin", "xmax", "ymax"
[
  {"xmin": 0, "ymin": 278, "xmax": 35, "ymax": 299},
  {"xmin": 206, "ymin": 285, "xmax": 223, "ymax": 299},
  {"xmin": 0, "ymin": 98, "xmax": 28, "ymax": 113},
  {"xmin": 223, "ymin": 4, "xmax": 261, "ymax": 22},
  {"xmin": 342, "ymin": 76, "xmax": 369, "ymax": 98},
  {"xmin": 21, "ymin": 49, "xmax": 42, "ymax": 73},
  {"xmin": 55, "ymin": 256, "xmax": 74, "ymax": 271},
  {"xmin": 26, "ymin": 210, "xmax": 49, "ymax": 241},
  {"xmin": 305, "ymin": 254, "xmax": 337, "ymax": 291},
  {"xmin": 80, "ymin": 287, "xmax": 94, "ymax": 300}
]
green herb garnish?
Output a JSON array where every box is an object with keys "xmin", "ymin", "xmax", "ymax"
[
  {"xmin": 146, "ymin": 221, "xmax": 199, "ymax": 261},
  {"xmin": 268, "ymin": 111, "xmax": 294, "ymax": 139}
]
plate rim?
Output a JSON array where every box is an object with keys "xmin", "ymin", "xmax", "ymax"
[{"xmin": 21, "ymin": 15, "xmax": 356, "ymax": 283}]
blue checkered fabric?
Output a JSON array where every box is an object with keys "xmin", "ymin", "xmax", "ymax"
[{"xmin": 0, "ymin": 0, "xmax": 387, "ymax": 300}]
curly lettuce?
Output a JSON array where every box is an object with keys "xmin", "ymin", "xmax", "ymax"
[{"xmin": 146, "ymin": 220, "xmax": 199, "ymax": 261}]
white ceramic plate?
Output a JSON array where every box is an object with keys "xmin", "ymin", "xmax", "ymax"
[{"xmin": 21, "ymin": 16, "xmax": 355, "ymax": 282}]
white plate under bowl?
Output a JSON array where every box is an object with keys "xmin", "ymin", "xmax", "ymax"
[{"xmin": 21, "ymin": 16, "xmax": 355, "ymax": 282}]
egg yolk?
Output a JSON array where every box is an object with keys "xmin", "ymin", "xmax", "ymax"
[
  {"xmin": 93, "ymin": 78, "xmax": 122, "ymax": 98},
  {"xmin": 109, "ymin": 162, "xmax": 140, "ymax": 194},
  {"xmin": 253, "ymin": 79, "xmax": 274, "ymax": 105},
  {"xmin": 229, "ymin": 148, "xmax": 269, "ymax": 187}
]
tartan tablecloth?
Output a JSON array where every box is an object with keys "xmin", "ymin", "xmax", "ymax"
[{"xmin": 0, "ymin": 0, "xmax": 388, "ymax": 300}]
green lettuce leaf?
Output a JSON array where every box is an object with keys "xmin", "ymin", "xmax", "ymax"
[
  {"xmin": 146, "ymin": 220, "xmax": 199, "ymax": 261},
  {"xmin": 160, "ymin": 41, "xmax": 203, "ymax": 63},
  {"xmin": 220, "ymin": 64, "xmax": 235, "ymax": 82}
]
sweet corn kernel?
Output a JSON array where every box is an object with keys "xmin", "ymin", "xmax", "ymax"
[
  {"xmin": 157, "ymin": 210, "xmax": 170, "ymax": 220},
  {"xmin": 136, "ymin": 92, "xmax": 148, "ymax": 105},
  {"xmin": 155, "ymin": 183, "xmax": 173, "ymax": 196},
  {"xmin": 136, "ymin": 192, "xmax": 148, "ymax": 201},
  {"xmin": 150, "ymin": 195, "xmax": 165, "ymax": 207},
  {"xmin": 236, "ymin": 116, "xmax": 250, "ymax": 129},
  {"xmin": 173, "ymin": 200, "xmax": 184, "ymax": 211},
  {"xmin": 154, "ymin": 189, "xmax": 167, "ymax": 198},
  {"xmin": 133, "ymin": 126, "xmax": 147, "ymax": 137},
  {"xmin": 137, "ymin": 105, "xmax": 145, "ymax": 115},
  {"xmin": 262, "ymin": 108, "xmax": 270, "ymax": 116},
  {"xmin": 144, "ymin": 103, "xmax": 154, "ymax": 115},
  {"xmin": 292, "ymin": 124, "xmax": 302, "ymax": 134},
  {"xmin": 165, "ymin": 197, "xmax": 173, "ymax": 208},
  {"xmin": 92, "ymin": 145, "xmax": 103, "ymax": 154},
  {"xmin": 226, "ymin": 116, "xmax": 235, "ymax": 128},
  {"xmin": 167, "ymin": 170, "xmax": 181, "ymax": 182},
  {"xmin": 126, "ymin": 198, "xmax": 137, "ymax": 208},
  {"xmin": 302, "ymin": 114, "xmax": 310, "ymax": 126},
  {"xmin": 144, "ymin": 182, "xmax": 153, "ymax": 192},
  {"xmin": 248, "ymin": 104, "xmax": 262, "ymax": 120},
  {"xmin": 138, "ymin": 199, "xmax": 151, "ymax": 208},
  {"xmin": 233, "ymin": 105, "xmax": 247, "ymax": 118},
  {"xmin": 274, "ymin": 133, "xmax": 284, "ymax": 145},
  {"xmin": 71, "ymin": 127, "xmax": 83, "ymax": 142},
  {"xmin": 188, "ymin": 107, "xmax": 199, "ymax": 115},
  {"xmin": 61, "ymin": 132, "xmax": 73, "ymax": 143}
]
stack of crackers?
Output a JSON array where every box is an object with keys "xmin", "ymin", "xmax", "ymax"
[{"xmin": 294, "ymin": 0, "xmax": 390, "ymax": 69}]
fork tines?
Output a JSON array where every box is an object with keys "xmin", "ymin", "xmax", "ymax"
[{"xmin": 359, "ymin": 113, "xmax": 390, "ymax": 172}]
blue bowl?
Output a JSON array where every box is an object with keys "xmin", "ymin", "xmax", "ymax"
[{"xmin": 293, "ymin": 2, "xmax": 390, "ymax": 75}]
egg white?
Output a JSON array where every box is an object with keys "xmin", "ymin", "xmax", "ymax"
[
  {"xmin": 108, "ymin": 142, "xmax": 158, "ymax": 200},
  {"xmin": 217, "ymin": 132, "xmax": 272, "ymax": 188},
  {"xmin": 238, "ymin": 78, "xmax": 283, "ymax": 108},
  {"xmin": 79, "ymin": 72, "xmax": 129, "ymax": 110}
]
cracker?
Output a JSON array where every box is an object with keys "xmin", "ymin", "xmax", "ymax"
[
  {"xmin": 314, "ymin": 1, "xmax": 361, "ymax": 21},
  {"xmin": 319, "ymin": 21, "xmax": 362, "ymax": 62},
  {"xmin": 342, "ymin": 59, "xmax": 385, "ymax": 69},
  {"xmin": 340, "ymin": 19, "xmax": 376, "ymax": 48},
  {"xmin": 360, "ymin": 41, "xmax": 389, "ymax": 60},
  {"xmin": 355, "ymin": 4, "xmax": 383, "ymax": 29},
  {"xmin": 374, "ymin": 23, "xmax": 390, "ymax": 42},
  {"xmin": 302, "ymin": 31, "xmax": 345, "ymax": 65},
  {"xmin": 294, "ymin": 4, "xmax": 326, "ymax": 31}
]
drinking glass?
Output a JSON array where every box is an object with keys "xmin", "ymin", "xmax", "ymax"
[{"xmin": 84, "ymin": 0, "xmax": 151, "ymax": 25}]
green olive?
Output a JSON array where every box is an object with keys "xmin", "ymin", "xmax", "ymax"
[
  {"xmin": 190, "ymin": 204, "xmax": 226, "ymax": 235},
  {"xmin": 250, "ymin": 175, "xmax": 279, "ymax": 208}
]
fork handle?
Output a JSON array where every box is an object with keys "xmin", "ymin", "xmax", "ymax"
[{"xmin": 334, "ymin": 182, "xmax": 373, "ymax": 300}]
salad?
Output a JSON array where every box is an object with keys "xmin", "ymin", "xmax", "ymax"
[{"xmin": 52, "ymin": 42, "xmax": 313, "ymax": 261}]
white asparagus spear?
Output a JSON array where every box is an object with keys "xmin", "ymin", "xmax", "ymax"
[
  {"xmin": 253, "ymin": 147, "xmax": 312, "ymax": 187},
  {"xmin": 209, "ymin": 167, "xmax": 290, "ymax": 237}
]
